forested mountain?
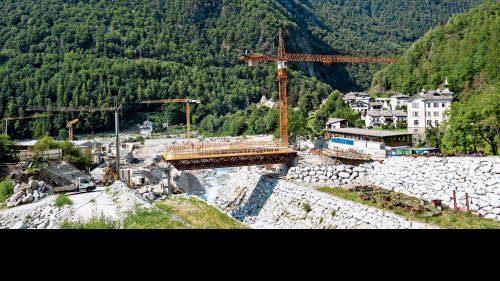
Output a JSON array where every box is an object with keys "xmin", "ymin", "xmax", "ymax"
[
  {"xmin": 371, "ymin": 1, "xmax": 500, "ymax": 96},
  {"xmin": 276, "ymin": 0, "xmax": 489, "ymax": 89},
  {"xmin": 0, "ymin": 0, "xmax": 490, "ymax": 138}
]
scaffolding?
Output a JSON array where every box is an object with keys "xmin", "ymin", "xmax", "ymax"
[
  {"xmin": 322, "ymin": 147, "xmax": 372, "ymax": 165},
  {"xmin": 163, "ymin": 140, "xmax": 291, "ymax": 160},
  {"xmin": 162, "ymin": 140, "xmax": 297, "ymax": 170}
]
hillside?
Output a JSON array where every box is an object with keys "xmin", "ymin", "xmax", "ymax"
[
  {"xmin": 0, "ymin": 0, "xmax": 491, "ymax": 138},
  {"xmin": 371, "ymin": 1, "xmax": 500, "ymax": 96}
]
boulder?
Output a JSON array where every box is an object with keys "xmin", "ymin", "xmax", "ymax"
[
  {"xmin": 22, "ymin": 194, "xmax": 34, "ymax": 204},
  {"xmin": 28, "ymin": 179, "xmax": 39, "ymax": 189},
  {"xmin": 339, "ymin": 172, "xmax": 350, "ymax": 179},
  {"xmin": 11, "ymin": 221, "xmax": 27, "ymax": 229},
  {"xmin": 13, "ymin": 184, "xmax": 21, "ymax": 194},
  {"xmin": 490, "ymin": 199, "xmax": 500, "ymax": 208},
  {"xmin": 37, "ymin": 181, "xmax": 46, "ymax": 191},
  {"xmin": 336, "ymin": 165, "xmax": 346, "ymax": 172}
]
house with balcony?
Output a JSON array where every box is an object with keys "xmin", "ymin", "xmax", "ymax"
[
  {"xmin": 369, "ymin": 102, "xmax": 383, "ymax": 110},
  {"xmin": 375, "ymin": 98, "xmax": 391, "ymax": 109},
  {"xmin": 407, "ymin": 78, "xmax": 453, "ymax": 135},
  {"xmin": 351, "ymin": 101, "xmax": 369, "ymax": 112},
  {"xmin": 391, "ymin": 93, "xmax": 410, "ymax": 110},
  {"xmin": 364, "ymin": 110, "xmax": 407, "ymax": 128},
  {"xmin": 344, "ymin": 92, "xmax": 373, "ymax": 106}
]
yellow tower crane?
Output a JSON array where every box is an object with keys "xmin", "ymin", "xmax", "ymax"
[
  {"xmin": 2, "ymin": 114, "xmax": 54, "ymax": 136},
  {"xmin": 141, "ymin": 99, "xmax": 201, "ymax": 142},
  {"xmin": 66, "ymin": 119, "xmax": 79, "ymax": 141}
]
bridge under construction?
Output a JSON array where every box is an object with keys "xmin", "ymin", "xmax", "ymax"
[{"xmin": 162, "ymin": 140, "xmax": 297, "ymax": 172}]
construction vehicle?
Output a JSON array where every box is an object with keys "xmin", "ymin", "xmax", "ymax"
[
  {"xmin": 103, "ymin": 155, "xmax": 119, "ymax": 181},
  {"xmin": 52, "ymin": 177, "xmax": 96, "ymax": 193},
  {"xmin": 141, "ymin": 99, "xmax": 201, "ymax": 142},
  {"xmin": 2, "ymin": 114, "xmax": 54, "ymax": 135},
  {"xmin": 28, "ymin": 101, "xmax": 123, "ymax": 180},
  {"xmin": 66, "ymin": 118, "xmax": 78, "ymax": 141},
  {"xmin": 239, "ymin": 31, "xmax": 398, "ymax": 146}
]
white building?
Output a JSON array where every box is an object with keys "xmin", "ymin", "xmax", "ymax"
[
  {"xmin": 391, "ymin": 93, "xmax": 410, "ymax": 110},
  {"xmin": 257, "ymin": 95, "xmax": 278, "ymax": 109},
  {"xmin": 407, "ymin": 79, "xmax": 453, "ymax": 135},
  {"xmin": 343, "ymin": 92, "xmax": 373, "ymax": 105},
  {"xmin": 369, "ymin": 102, "xmax": 383, "ymax": 110},
  {"xmin": 364, "ymin": 110, "xmax": 407, "ymax": 128},
  {"xmin": 325, "ymin": 118, "xmax": 348, "ymax": 130},
  {"xmin": 375, "ymin": 98, "xmax": 391, "ymax": 109},
  {"xmin": 139, "ymin": 121, "xmax": 155, "ymax": 135},
  {"xmin": 351, "ymin": 101, "xmax": 369, "ymax": 112}
]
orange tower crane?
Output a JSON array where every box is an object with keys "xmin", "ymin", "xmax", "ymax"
[
  {"xmin": 66, "ymin": 119, "xmax": 79, "ymax": 141},
  {"xmin": 2, "ymin": 114, "xmax": 54, "ymax": 135},
  {"xmin": 141, "ymin": 99, "xmax": 201, "ymax": 142},
  {"xmin": 239, "ymin": 30, "xmax": 399, "ymax": 146}
]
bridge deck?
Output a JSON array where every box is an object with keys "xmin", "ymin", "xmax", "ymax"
[{"xmin": 162, "ymin": 140, "xmax": 297, "ymax": 170}]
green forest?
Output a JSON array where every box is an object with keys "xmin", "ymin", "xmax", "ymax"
[
  {"xmin": 0, "ymin": 0, "xmax": 490, "ymax": 140},
  {"xmin": 372, "ymin": 1, "xmax": 500, "ymax": 96}
]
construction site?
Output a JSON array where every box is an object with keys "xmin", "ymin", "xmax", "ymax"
[{"xmin": 2, "ymin": 31, "xmax": 500, "ymax": 230}]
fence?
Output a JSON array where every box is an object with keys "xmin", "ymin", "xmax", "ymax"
[{"xmin": 18, "ymin": 149, "xmax": 62, "ymax": 161}]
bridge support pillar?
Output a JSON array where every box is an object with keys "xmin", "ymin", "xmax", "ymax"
[
  {"xmin": 160, "ymin": 165, "xmax": 172, "ymax": 195},
  {"xmin": 282, "ymin": 155, "xmax": 298, "ymax": 176}
]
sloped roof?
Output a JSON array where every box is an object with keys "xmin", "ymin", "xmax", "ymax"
[
  {"xmin": 369, "ymin": 102, "xmax": 384, "ymax": 106},
  {"xmin": 366, "ymin": 110, "xmax": 407, "ymax": 117},
  {"xmin": 392, "ymin": 93, "xmax": 410, "ymax": 98},
  {"xmin": 375, "ymin": 98, "xmax": 390, "ymax": 101},
  {"xmin": 325, "ymin": 118, "xmax": 346, "ymax": 125},
  {"xmin": 409, "ymin": 89, "xmax": 453, "ymax": 101}
]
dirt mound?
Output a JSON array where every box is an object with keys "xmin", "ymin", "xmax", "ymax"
[{"xmin": 2, "ymin": 159, "xmax": 89, "ymax": 186}]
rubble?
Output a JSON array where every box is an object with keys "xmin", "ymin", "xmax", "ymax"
[{"xmin": 5, "ymin": 179, "xmax": 52, "ymax": 207}]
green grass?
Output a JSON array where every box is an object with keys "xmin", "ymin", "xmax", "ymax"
[
  {"xmin": 156, "ymin": 197, "xmax": 250, "ymax": 229},
  {"xmin": 0, "ymin": 181, "xmax": 14, "ymax": 204},
  {"xmin": 55, "ymin": 194, "xmax": 73, "ymax": 207},
  {"xmin": 123, "ymin": 207, "xmax": 190, "ymax": 229},
  {"xmin": 315, "ymin": 186, "xmax": 500, "ymax": 229},
  {"xmin": 302, "ymin": 203, "xmax": 311, "ymax": 213},
  {"xmin": 59, "ymin": 213, "xmax": 120, "ymax": 229}
]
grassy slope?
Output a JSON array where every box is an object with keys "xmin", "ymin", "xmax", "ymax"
[{"xmin": 316, "ymin": 186, "xmax": 500, "ymax": 229}]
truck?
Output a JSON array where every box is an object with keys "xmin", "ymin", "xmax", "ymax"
[{"xmin": 52, "ymin": 177, "xmax": 96, "ymax": 193}]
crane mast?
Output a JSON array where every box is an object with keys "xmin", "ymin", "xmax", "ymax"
[
  {"xmin": 141, "ymin": 99, "xmax": 201, "ymax": 142},
  {"xmin": 239, "ymin": 30, "xmax": 398, "ymax": 146}
]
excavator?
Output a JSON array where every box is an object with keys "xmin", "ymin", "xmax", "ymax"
[{"xmin": 103, "ymin": 156, "xmax": 119, "ymax": 181}]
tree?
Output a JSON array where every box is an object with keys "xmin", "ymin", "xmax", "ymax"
[
  {"xmin": 0, "ymin": 134, "xmax": 19, "ymax": 163},
  {"xmin": 442, "ymin": 84, "xmax": 500, "ymax": 155},
  {"xmin": 288, "ymin": 108, "xmax": 312, "ymax": 148}
]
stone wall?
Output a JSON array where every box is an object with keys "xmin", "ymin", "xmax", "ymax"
[
  {"xmin": 216, "ymin": 169, "xmax": 437, "ymax": 229},
  {"xmin": 285, "ymin": 163, "xmax": 374, "ymax": 186},
  {"xmin": 369, "ymin": 157, "xmax": 500, "ymax": 220}
]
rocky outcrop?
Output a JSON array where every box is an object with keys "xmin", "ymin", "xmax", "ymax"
[
  {"xmin": 370, "ymin": 157, "xmax": 500, "ymax": 220},
  {"xmin": 216, "ymin": 170, "xmax": 436, "ymax": 229}
]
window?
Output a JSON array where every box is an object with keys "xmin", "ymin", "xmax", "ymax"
[
  {"xmin": 412, "ymin": 103, "xmax": 419, "ymax": 108},
  {"xmin": 434, "ymin": 112, "xmax": 439, "ymax": 117},
  {"xmin": 442, "ymin": 103, "xmax": 447, "ymax": 107},
  {"xmin": 414, "ymin": 120, "xmax": 419, "ymax": 126},
  {"xmin": 414, "ymin": 128, "xmax": 419, "ymax": 132},
  {"xmin": 427, "ymin": 112, "xmax": 431, "ymax": 117},
  {"xmin": 435, "ymin": 120, "xmax": 439, "ymax": 126},
  {"xmin": 427, "ymin": 103, "xmax": 431, "ymax": 107},
  {"xmin": 427, "ymin": 120, "xmax": 432, "ymax": 126},
  {"xmin": 433, "ymin": 103, "xmax": 438, "ymax": 108},
  {"xmin": 413, "ymin": 112, "xmax": 419, "ymax": 117}
]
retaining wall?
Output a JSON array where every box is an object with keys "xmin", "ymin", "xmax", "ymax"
[
  {"xmin": 216, "ymin": 170, "xmax": 436, "ymax": 229},
  {"xmin": 369, "ymin": 157, "xmax": 500, "ymax": 220}
]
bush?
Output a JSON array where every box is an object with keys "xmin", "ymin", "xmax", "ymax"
[
  {"xmin": 55, "ymin": 194, "xmax": 73, "ymax": 207},
  {"xmin": 0, "ymin": 181, "xmax": 14, "ymax": 203}
]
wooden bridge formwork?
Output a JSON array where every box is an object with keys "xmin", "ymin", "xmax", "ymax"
[{"xmin": 162, "ymin": 140, "xmax": 297, "ymax": 170}]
